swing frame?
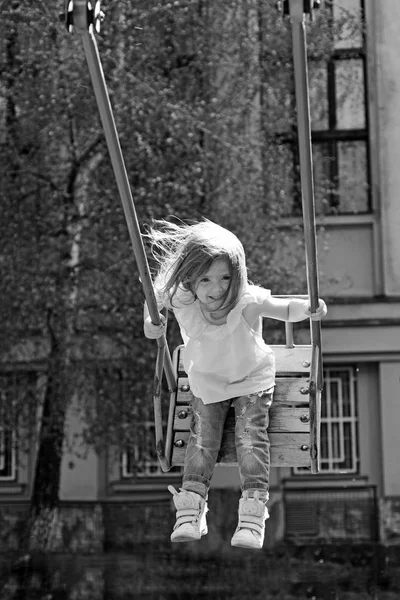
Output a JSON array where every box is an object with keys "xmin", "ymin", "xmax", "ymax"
[{"xmin": 63, "ymin": 0, "xmax": 324, "ymax": 474}]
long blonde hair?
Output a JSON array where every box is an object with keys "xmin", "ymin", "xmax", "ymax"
[{"xmin": 145, "ymin": 219, "xmax": 248, "ymax": 311}]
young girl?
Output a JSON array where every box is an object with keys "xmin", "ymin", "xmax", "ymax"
[{"xmin": 144, "ymin": 219, "xmax": 327, "ymax": 550}]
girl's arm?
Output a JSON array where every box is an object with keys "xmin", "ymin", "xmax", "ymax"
[
  {"xmin": 243, "ymin": 293, "xmax": 327, "ymax": 328},
  {"xmin": 143, "ymin": 301, "xmax": 166, "ymax": 339},
  {"xmin": 143, "ymin": 276, "xmax": 169, "ymax": 339}
]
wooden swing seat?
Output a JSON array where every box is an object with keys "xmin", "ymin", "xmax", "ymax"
[{"xmin": 165, "ymin": 343, "xmax": 318, "ymax": 469}]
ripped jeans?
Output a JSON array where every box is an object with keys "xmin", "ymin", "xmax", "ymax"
[{"xmin": 182, "ymin": 391, "xmax": 272, "ymax": 501}]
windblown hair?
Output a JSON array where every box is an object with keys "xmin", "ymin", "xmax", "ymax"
[{"xmin": 145, "ymin": 219, "xmax": 248, "ymax": 311}]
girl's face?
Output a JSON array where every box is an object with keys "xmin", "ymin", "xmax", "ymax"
[{"xmin": 195, "ymin": 259, "xmax": 231, "ymax": 310}]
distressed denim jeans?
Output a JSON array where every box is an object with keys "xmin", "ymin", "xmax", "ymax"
[{"xmin": 182, "ymin": 391, "xmax": 272, "ymax": 501}]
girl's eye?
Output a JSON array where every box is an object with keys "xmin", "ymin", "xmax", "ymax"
[
  {"xmin": 222, "ymin": 275, "xmax": 231, "ymax": 281},
  {"xmin": 200, "ymin": 278, "xmax": 209, "ymax": 283}
]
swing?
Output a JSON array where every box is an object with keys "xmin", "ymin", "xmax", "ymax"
[
  {"xmin": 167, "ymin": 331, "xmax": 320, "ymax": 470},
  {"xmin": 63, "ymin": 0, "xmax": 323, "ymax": 474}
]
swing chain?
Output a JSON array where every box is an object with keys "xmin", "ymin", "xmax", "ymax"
[
  {"xmin": 276, "ymin": 0, "xmax": 321, "ymax": 17},
  {"xmin": 60, "ymin": 0, "xmax": 104, "ymax": 34}
]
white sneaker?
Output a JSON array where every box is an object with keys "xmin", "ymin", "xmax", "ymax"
[
  {"xmin": 168, "ymin": 486, "xmax": 208, "ymax": 543},
  {"xmin": 231, "ymin": 491, "xmax": 269, "ymax": 550}
]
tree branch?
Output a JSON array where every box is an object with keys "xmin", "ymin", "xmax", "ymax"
[{"xmin": 77, "ymin": 133, "xmax": 104, "ymax": 166}]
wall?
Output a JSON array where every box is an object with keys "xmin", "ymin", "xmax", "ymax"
[
  {"xmin": 274, "ymin": 218, "xmax": 378, "ymax": 299},
  {"xmin": 372, "ymin": 0, "xmax": 400, "ymax": 296},
  {"xmin": 379, "ymin": 362, "xmax": 400, "ymax": 497},
  {"xmin": 60, "ymin": 392, "xmax": 100, "ymax": 501}
]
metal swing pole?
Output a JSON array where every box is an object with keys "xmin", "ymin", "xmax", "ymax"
[
  {"xmin": 288, "ymin": 0, "xmax": 323, "ymax": 472},
  {"xmin": 64, "ymin": 1, "xmax": 176, "ymax": 470}
]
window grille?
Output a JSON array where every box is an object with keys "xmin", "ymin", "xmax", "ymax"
[{"xmin": 295, "ymin": 366, "xmax": 359, "ymax": 475}]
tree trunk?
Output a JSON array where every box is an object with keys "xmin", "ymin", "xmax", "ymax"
[{"xmin": 26, "ymin": 339, "xmax": 68, "ymax": 551}]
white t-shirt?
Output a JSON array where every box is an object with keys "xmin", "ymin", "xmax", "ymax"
[{"xmin": 165, "ymin": 284, "xmax": 275, "ymax": 404}]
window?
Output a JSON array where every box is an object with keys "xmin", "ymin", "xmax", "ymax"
[
  {"xmin": 0, "ymin": 371, "xmax": 39, "ymax": 483},
  {"xmin": 295, "ymin": 366, "xmax": 359, "ymax": 475},
  {"xmin": 0, "ymin": 428, "xmax": 15, "ymax": 481},
  {"xmin": 310, "ymin": 0, "xmax": 369, "ymax": 215},
  {"xmin": 93, "ymin": 365, "xmax": 170, "ymax": 478},
  {"xmin": 121, "ymin": 421, "xmax": 165, "ymax": 478},
  {"xmin": 320, "ymin": 367, "xmax": 359, "ymax": 473},
  {"xmin": 265, "ymin": 0, "xmax": 369, "ymax": 215}
]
